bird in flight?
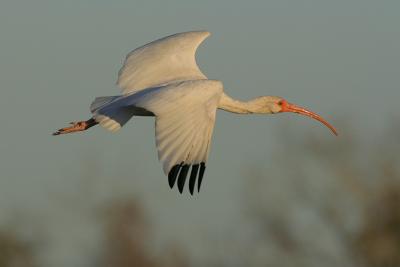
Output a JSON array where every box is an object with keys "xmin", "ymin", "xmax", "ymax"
[{"xmin": 53, "ymin": 31, "xmax": 337, "ymax": 194}]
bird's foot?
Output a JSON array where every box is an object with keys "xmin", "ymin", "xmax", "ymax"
[{"xmin": 52, "ymin": 121, "xmax": 89, "ymax": 136}]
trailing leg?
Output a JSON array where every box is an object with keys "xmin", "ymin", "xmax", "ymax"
[{"xmin": 52, "ymin": 118, "xmax": 98, "ymax": 136}]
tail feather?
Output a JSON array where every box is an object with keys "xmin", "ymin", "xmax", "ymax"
[
  {"xmin": 93, "ymin": 114, "xmax": 122, "ymax": 132},
  {"xmin": 90, "ymin": 96, "xmax": 119, "ymax": 113},
  {"xmin": 91, "ymin": 95, "xmax": 134, "ymax": 132}
]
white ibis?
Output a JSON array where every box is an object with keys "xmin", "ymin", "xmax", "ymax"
[{"xmin": 53, "ymin": 31, "xmax": 337, "ymax": 194}]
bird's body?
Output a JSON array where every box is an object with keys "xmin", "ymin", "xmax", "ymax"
[{"xmin": 54, "ymin": 31, "xmax": 337, "ymax": 194}]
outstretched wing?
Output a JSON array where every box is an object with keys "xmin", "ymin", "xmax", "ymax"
[
  {"xmin": 117, "ymin": 31, "xmax": 210, "ymax": 95},
  {"xmin": 135, "ymin": 80, "xmax": 223, "ymax": 194}
]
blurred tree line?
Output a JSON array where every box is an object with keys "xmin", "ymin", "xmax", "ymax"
[
  {"xmin": 0, "ymin": 121, "xmax": 399, "ymax": 267},
  {"xmin": 241, "ymin": 121, "xmax": 400, "ymax": 267}
]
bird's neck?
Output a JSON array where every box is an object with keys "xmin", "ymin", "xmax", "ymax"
[{"xmin": 218, "ymin": 93, "xmax": 268, "ymax": 114}]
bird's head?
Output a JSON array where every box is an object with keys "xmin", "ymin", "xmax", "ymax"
[{"xmin": 261, "ymin": 96, "xmax": 338, "ymax": 136}]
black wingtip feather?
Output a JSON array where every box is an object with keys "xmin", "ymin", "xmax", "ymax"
[
  {"xmin": 197, "ymin": 162, "xmax": 206, "ymax": 192},
  {"xmin": 177, "ymin": 164, "xmax": 190, "ymax": 193},
  {"xmin": 168, "ymin": 163, "xmax": 182, "ymax": 188},
  {"xmin": 189, "ymin": 164, "xmax": 200, "ymax": 195}
]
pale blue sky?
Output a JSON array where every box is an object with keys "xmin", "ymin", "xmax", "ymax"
[{"xmin": 0, "ymin": 0, "xmax": 399, "ymax": 266}]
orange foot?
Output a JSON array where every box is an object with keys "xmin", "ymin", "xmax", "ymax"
[
  {"xmin": 52, "ymin": 118, "xmax": 98, "ymax": 136},
  {"xmin": 52, "ymin": 121, "xmax": 88, "ymax": 135}
]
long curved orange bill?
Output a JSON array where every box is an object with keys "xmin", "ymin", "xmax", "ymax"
[{"xmin": 281, "ymin": 101, "xmax": 338, "ymax": 136}]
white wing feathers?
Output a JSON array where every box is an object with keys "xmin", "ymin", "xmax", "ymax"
[
  {"xmin": 135, "ymin": 80, "xmax": 223, "ymax": 194},
  {"xmin": 90, "ymin": 95, "xmax": 134, "ymax": 132},
  {"xmin": 117, "ymin": 31, "xmax": 210, "ymax": 95},
  {"xmin": 89, "ymin": 31, "xmax": 221, "ymax": 193}
]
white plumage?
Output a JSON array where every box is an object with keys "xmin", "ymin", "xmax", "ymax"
[
  {"xmin": 92, "ymin": 31, "xmax": 218, "ymax": 194},
  {"xmin": 117, "ymin": 31, "xmax": 209, "ymax": 94},
  {"xmin": 54, "ymin": 31, "xmax": 337, "ymax": 194},
  {"xmin": 135, "ymin": 80, "xmax": 223, "ymax": 175}
]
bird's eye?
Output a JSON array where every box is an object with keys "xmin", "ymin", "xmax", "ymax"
[{"xmin": 278, "ymin": 100, "xmax": 283, "ymax": 106}]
